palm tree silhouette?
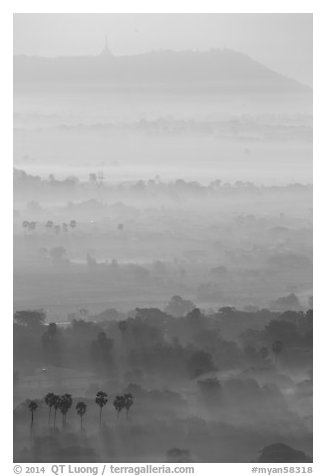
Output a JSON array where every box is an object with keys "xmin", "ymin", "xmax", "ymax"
[
  {"xmin": 44, "ymin": 392, "xmax": 56, "ymax": 423},
  {"xmin": 52, "ymin": 394, "xmax": 61, "ymax": 428},
  {"xmin": 76, "ymin": 401, "xmax": 87, "ymax": 431},
  {"xmin": 124, "ymin": 393, "xmax": 134, "ymax": 420},
  {"xmin": 59, "ymin": 394, "xmax": 73, "ymax": 427},
  {"xmin": 28, "ymin": 400, "xmax": 38, "ymax": 427},
  {"xmin": 95, "ymin": 391, "xmax": 108, "ymax": 426},
  {"xmin": 113, "ymin": 395, "xmax": 125, "ymax": 419}
]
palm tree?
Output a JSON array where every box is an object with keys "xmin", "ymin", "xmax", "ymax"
[
  {"xmin": 44, "ymin": 392, "xmax": 56, "ymax": 423},
  {"xmin": 28, "ymin": 400, "xmax": 38, "ymax": 427},
  {"xmin": 123, "ymin": 393, "xmax": 134, "ymax": 420},
  {"xmin": 65, "ymin": 394, "xmax": 73, "ymax": 421},
  {"xmin": 59, "ymin": 394, "xmax": 72, "ymax": 427},
  {"xmin": 95, "ymin": 391, "xmax": 108, "ymax": 426},
  {"xmin": 76, "ymin": 401, "xmax": 87, "ymax": 431},
  {"xmin": 52, "ymin": 394, "xmax": 61, "ymax": 428},
  {"xmin": 113, "ymin": 395, "xmax": 125, "ymax": 419}
]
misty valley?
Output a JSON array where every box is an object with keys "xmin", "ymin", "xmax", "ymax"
[
  {"xmin": 13, "ymin": 46, "xmax": 312, "ymax": 464},
  {"xmin": 13, "ymin": 173, "xmax": 313, "ymax": 463}
]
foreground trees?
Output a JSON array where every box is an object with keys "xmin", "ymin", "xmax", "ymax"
[
  {"xmin": 113, "ymin": 393, "xmax": 134, "ymax": 419},
  {"xmin": 52, "ymin": 395, "xmax": 61, "ymax": 428},
  {"xmin": 124, "ymin": 393, "xmax": 134, "ymax": 419},
  {"xmin": 44, "ymin": 392, "xmax": 56, "ymax": 423},
  {"xmin": 27, "ymin": 391, "xmax": 134, "ymax": 430},
  {"xmin": 59, "ymin": 394, "xmax": 73, "ymax": 427},
  {"xmin": 28, "ymin": 400, "xmax": 38, "ymax": 427},
  {"xmin": 113, "ymin": 395, "xmax": 125, "ymax": 418},
  {"xmin": 95, "ymin": 391, "xmax": 108, "ymax": 426},
  {"xmin": 44, "ymin": 393, "xmax": 73, "ymax": 428},
  {"xmin": 76, "ymin": 402, "xmax": 87, "ymax": 431}
]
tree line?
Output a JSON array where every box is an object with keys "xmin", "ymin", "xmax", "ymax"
[{"xmin": 27, "ymin": 390, "xmax": 134, "ymax": 430}]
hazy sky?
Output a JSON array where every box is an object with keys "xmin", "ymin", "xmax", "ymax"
[{"xmin": 13, "ymin": 13, "xmax": 312, "ymax": 86}]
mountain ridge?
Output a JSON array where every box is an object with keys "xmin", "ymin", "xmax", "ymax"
[{"xmin": 14, "ymin": 48, "xmax": 310, "ymax": 93}]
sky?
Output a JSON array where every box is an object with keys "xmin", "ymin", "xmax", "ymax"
[{"xmin": 13, "ymin": 13, "xmax": 313, "ymax": 86}]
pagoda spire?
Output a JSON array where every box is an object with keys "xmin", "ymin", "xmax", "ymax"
[{"xmin": 100, "ymin": 35, "xmax": 112, "ymax": 57}]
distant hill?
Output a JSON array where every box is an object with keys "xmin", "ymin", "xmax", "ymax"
[{"xmin": 14, "ymin": 49, "xmax": 310, "ymax": 93}]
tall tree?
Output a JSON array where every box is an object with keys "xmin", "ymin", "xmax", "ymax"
[
  {"xmin": 59, "ymin": 394, "xmax": 72, "ymax": 427},
  {"xmin": 95, "ymin": 391, "xmax": 108, "ymax": 426},
  {"xmin": 76, "ymin": 401, "xmax": 87, "ymax": 431},
  {"xmin": 44, "ymin": 392, "xmax": 56, "ymax": 423},
  {"xmin": 124, "ymin": 393, "xmax": 134, "ymax": 419},
  {"xmin": 52, "ymin": 394, "xmax": 61, "ymax": 428},
  {"xmin": 28, "ymin": 400, "xmax": 38, "ymax": 427},
  {"xmin": 113, "ymin": 395, "xmax": 125, "ymax": 419}
]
